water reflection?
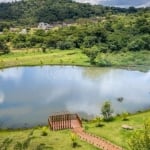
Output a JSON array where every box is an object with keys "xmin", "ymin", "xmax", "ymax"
[
  {"xmin": 0, "ymin": 68, "xmax": 23, "ymax": 81},
  {"xmin": 0, "ymin": 91, "xmax": 4, "ymax": 104},
  {"xmin": 0, "ymin": 66, "xmax": 150, "ymax": 128}
]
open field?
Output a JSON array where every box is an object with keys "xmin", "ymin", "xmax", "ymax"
[
  {"xmin": 0, "ymin": 49, "xmax": 150, "ymax": 71},
  {"xmin": 0, "ymin": 128, "xmax": 99, "ymax": 150},
  {"xmin": 0, "ymin": 49, "xmax": 89, "ymax": 69}
]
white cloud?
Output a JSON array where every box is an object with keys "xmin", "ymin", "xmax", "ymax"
[
  {"xmin": 0, "ymin": 0, "xmax": 149, "ymax": 7},
  {"xmin": 74, "ymin": 0, "xmax": 150, "ymax": 7},
  {"xmin": 0, "ymin": 0, "xmax": 20, "ymax": 2},
  {"xmin": 0, "ymin": 68, "xmax": 23, "ymax": 81},
  {"xmin": 75, "ymin": 0, "xmax": 101, "ymax": 5}
]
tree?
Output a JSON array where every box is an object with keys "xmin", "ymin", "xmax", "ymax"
[
  {"xmin": 101, "ymin": 101, "xmax": 113, "ymax": 121},
  {"xmin": 0, "ymin": 41, "xmax": 10, "ymax": 54},
  {"xmin": 82, "ymin": 46, "xmax": 99, "ymax": 64},
  {"xmin": 41, "ymin": 45, "xmax": 47, "ymax": 53},
  {"xmin": 128, "ymin": 120, "xmax": 150, "ymax": 150}
]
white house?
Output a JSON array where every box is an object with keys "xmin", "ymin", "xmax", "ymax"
[{"xmin": 38, "ymin": 22, "xmax": 52, "ymax": 30}]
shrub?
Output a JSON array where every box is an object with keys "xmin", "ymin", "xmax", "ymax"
[
  {"xmin": 41, "ymin": 126, "xmax": 48, "ymax": 136},
  {"xmin": 71, "ymin": 133, "xmax": 78, "ymax": 148},
  {"xmin": 101, "ymin": 101, "xmax": 114, "ymax": 121},
  {"xmin": 128, "ymin": 120, "xmax": 150, "ymax": 150},
  {"xmin": 121, "ymin": 112, "xmax": 129, "ymax": 121}
]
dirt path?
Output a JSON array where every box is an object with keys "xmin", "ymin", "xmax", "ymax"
[{"xmin": 72, "ymin": 127, "xmax": 123, "ymax": 150}]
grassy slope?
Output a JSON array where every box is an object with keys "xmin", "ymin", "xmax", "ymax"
[
  {"xmin": 0, "ymin": 49, "xmax": 150, "ymax": 70},
  {"xmin": 84, "ymin": 111, "xmax": 150, "ymax": 149},
  {"xmin": 0, "ymin": 111, "xmax": 150, "ymax": 150},
  {"xmin": 0, "ymin": 128, "xmax": 99, "ymax": 150},
  {"xmin": 0, "ymin": 49, "xmax": 89, "ymax": 69}
]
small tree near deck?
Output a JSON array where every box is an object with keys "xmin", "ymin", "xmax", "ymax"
[{"xmin": 101, "ymin": 101, "xmax": 114, "ymax": 121}]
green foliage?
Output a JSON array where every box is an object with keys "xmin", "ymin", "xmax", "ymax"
[
  {"xmin": 0, "ymin": 0, "xmax": 107, "ymax": 25},
  {"xmin": 0, "ymin": 138, "xmax": 13, "ymax": 150},
  {"xmin": 41, "ymin": 45, "xmax": 47, "ymax": 53},
  {"xmin": 128, "ymin": 120, "xmax": 150, "ymax": 150},
  {"xmin": 56, "ymin": 41, "xmax": 73, "ymax": 50},
  {"xmin": 71, "ymin": 133, "xmax": 78, "ymax": 148},
  {"xmin": 101, "ymin": 101, "xmax": 114, "ymax": 121},
  {"xmin": 36, "ymin": 143, "xmax": 48, "ymax": 150},
  {"xmin": 0, "ymin": 9, "xmax": 149, "ymax": 53},
  {"xmin": 82, "ymin": 46, "xmax": 99, "ymax": 64},
  {"xmin": 41, "ymin": 126, "xmax": 48, "ymax": 136},
  {"xmin": 95, "ymin": 117, "xmax": 104, "ymax": 127},
  {"xmin": 0, "ymin": 41, "xmax": 10, "ymax": 54},
  {"xmin": 128, "ymin": 38, "xmax": 146, "ymax": 51},
  {"xmin": 121, "ymin": 112, "xmax": 129, "ymax": 121}
]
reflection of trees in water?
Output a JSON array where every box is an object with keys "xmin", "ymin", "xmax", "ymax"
[
  {"xmin": 117, "ymin": 97, "xmax": 124, "ymax": 103},
  {"xmin": 82, "ymin": 67, "xmax": 110, "ymax": 79}
]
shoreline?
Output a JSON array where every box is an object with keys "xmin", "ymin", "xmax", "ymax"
[
  {"xmin": 0, "ymin": 49, "xmax": 150, "ymax": 71},
  {"xmin": 0, "ymin": 109, "xmax": 150, "ymax": 131}
]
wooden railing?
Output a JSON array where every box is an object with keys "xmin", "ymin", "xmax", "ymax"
[{"xmin": 48, "ymin": 113, "xmax": 82, "ymax": 130}]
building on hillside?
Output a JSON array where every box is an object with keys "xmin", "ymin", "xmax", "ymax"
[
  {"xmin": 19, "ymin": 29, "xmax": 27, "ymax": 34},
  {"xmin": 10, "ymin": 28, "xmax": 19, "ymax": 32},
  {"xmin": 38, "ymin": 22, "xmax": 52, "ymax": 30}
]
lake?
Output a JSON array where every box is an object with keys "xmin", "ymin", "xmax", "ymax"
[{"xmin": 0, "ymin": 66, "xmax": 150, "ymax": 128}]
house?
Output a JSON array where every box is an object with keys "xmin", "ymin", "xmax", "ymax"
[
  {"xmin": 19, "ymin": 29, "xmax": 27, "ymax": 34},
  {"xmin": 38, "ymin": 22, "xmax": 52, "ymax": 30}
]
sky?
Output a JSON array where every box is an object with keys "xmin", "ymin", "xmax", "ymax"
[
  {"xmin": 0, "ymin": 0, "xmax": 150, "ymax": 8},
  {"xmin": 74, "ymin": 0, "xmax": 150, "ymax": 7}
]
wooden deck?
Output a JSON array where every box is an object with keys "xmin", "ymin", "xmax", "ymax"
[
  {"xmin": 48, "ymin": 112, "xmax": 82, "ymax": 130},
  {"xmin": 48, "ymin": 112, "xmax": 123, "ymax": 150}
]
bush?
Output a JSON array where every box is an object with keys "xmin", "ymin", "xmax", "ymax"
[
  {"xmin": 121, "ymin": 112, "xmax": 129, "ymax": 121},
  {"xmin": 56, "ymin": 41, "xmax": 74, "ymax": 50},
  {"xmin": 41, "ymin": 126, "xmax": 48, "ymax": 136},
  {"xmin": 128, "ymin": 38, "xmax": 145, "ymax": 51},
  {"xmin": 82, "ymin": 46, "xmax": 99, "ymax": 64},
  {"xmin": 95, "ymin": 117, "xmax": 104, "ymax": 127},
  {"xmin": 71, "ymin": 133, "xmax": 78, "ymax": 148},
  {"xmin": 128, "ymin": 120, "xmax": 150, "ymax": 150},
  {"xmin": 0, "ymin": 41, "xmax": 10, "ymax": 54}
]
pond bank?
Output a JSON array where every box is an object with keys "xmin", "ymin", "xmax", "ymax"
[{"xmin": 0, "ymin": 49, "xmax": 150, "ymax": 71}]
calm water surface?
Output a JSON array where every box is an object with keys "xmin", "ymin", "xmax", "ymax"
[{"xmin": 0, "ymin": 66, "xmax": 150, "ymax": 128}]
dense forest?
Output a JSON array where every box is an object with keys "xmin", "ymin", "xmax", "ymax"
[
  {"xmin": 0, "ymin": 0, "xmax": 146, "ymax": 27},
  {"xmin": 0, "ymin": 0, "xmax": 108, "ymax": 25}
]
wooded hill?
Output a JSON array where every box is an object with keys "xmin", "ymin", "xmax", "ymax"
[{"xmin": 0, "ymin": 0, "xmax": 146, "ymax": 26}]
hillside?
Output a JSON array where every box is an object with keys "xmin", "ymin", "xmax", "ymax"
[
  {"xmin": 0, "ymin": 0, "xmax": 142, "ymax": 27},
  {"xmin": 0, "ymin": 0, "xmax": 106, "ymax": 25}
]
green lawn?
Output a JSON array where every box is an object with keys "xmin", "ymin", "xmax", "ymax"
[
  {"xmin": 0, "ymin": 127, "xmax": 99, "ymax": 150},
  {"xmin": 84, "ymin": 110, "xmax": 150, "ymax": 149},
  {"xmin": 0, "ymin": 49, "xmax": 89, "ymax": 69}
]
